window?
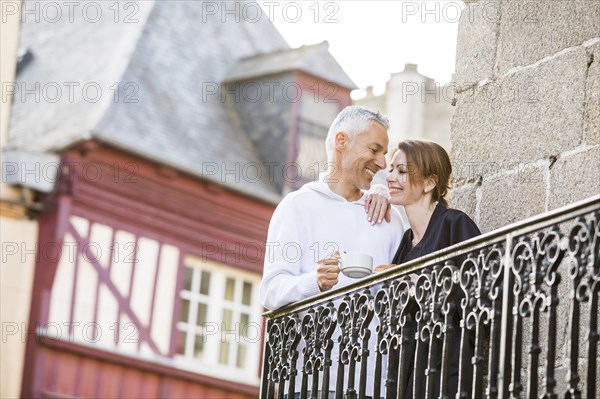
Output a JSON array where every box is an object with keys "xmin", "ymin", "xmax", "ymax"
[{"xmin": 176, "ymin": 255, "xmax": 262, "ymax": 385}]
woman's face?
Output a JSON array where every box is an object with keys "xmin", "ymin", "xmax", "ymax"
[{"xmin": 386, "ymin": 150, "xmax": 426, "ymax": 206}]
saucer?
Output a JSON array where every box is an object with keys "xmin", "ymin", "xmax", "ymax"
[{"xmin": 341, "ymin": 266, "xmax": 372, "ymax": 278}]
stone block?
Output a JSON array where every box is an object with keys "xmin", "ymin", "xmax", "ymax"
[
  {"xmin": 496, "ymin": 0, "xmax": 600, "ymax": 73},
  {"xmin": 585, "ymin": 95, "xmax": 600, "ymax": 146},
  {"xmin": 451, "ymin": 47, "xmax": 588, "ymax": 181},
  {"xmin": 549, "ymin": 146, "xmax": 600, "ymax": 210},
  {"xmin": 584, "ymin": 41, "xmax": 600, "ymax": 146},
  {"xmin": 448, "ymin": 183, "xmax": 478, "ymax": 224},
  {"xmin": 453, "ymin": 0, "xmax": 500, "ymax": 88},
  {"xmin": 478, "ymin": 165, "xmax": 545, "ymax": 232},
  {"xmin": 554, "ymin": 366, "xmax": 569, "ymax": 395},
  {"xmin": 554, "ymin": 250, "xmax": 576, "ymax": 366}
]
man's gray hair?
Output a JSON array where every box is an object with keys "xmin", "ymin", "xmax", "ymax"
[{"xmin": 325, "ymin": 106, "xmax": 390, "ymax": 161}]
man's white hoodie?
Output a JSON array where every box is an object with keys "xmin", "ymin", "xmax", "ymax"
[
  {"xmin": 260, "ymin": 174, "xmax": 404, "ymax": 310},
  {"xmin": 260, "ymin": 175, "xmax": 405, "ymax": 395}
]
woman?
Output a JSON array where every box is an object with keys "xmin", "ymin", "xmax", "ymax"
[
  {"xmin": 386, "ymin": 139, "xmax": 480, "ymax": 263},
  {"xmin": 385, "ymin": 139, "xmax": 480, "ymax": 399}
]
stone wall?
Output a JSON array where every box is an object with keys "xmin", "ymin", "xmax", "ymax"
[
  {"xmin": 450, "ymin": 0, "xmax": 600, "ymax": 233},
  {"xmin": 450, "ymin": 1, "xmax": 600, "ymax": 396}
]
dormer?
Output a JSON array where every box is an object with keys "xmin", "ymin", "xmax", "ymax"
[{"xmin": 223, "ymin": 42, "xmax": 357, "ymax": 194}]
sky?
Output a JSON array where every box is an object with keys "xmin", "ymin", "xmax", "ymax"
[{"xmin": 257, "ymin": 1, "xmax": 464, "ymax": 95}]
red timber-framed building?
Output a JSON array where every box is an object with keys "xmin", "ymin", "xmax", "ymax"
[
  {"xmin": 5, "ymin": 1, "xmax": 356, "ymax": 397},
  {"xmin": 22, "ymin": 142, "xmax": 274, "ymax": 398}
]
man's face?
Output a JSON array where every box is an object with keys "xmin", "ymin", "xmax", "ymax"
[{"xmin": 339, "ymin": 121, "xmax": 389, "ymax": 190}]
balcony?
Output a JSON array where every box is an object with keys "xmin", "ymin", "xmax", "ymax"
[{"xmin": 259, "ymin": 196, "xmax": 599, "ymax": 398}]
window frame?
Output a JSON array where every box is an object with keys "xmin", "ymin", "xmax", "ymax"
[{"xmin": 174, "ymin": 255, "xmax": 263, "ymax": 385}]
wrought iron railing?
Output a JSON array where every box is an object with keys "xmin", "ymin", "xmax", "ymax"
[{"xmin": 260, "ymin": 196, "xmax": 599, "ymax": 399}]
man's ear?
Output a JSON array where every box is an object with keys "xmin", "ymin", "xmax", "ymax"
[{"xmin": 334, "ymin": 132, "xmax": 348, "ymax": 150}]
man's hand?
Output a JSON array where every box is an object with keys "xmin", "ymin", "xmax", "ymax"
[
  {"xmin": 317, "ymin": 251, "xmax": 341, "ymax": 291},
  {"xmin": 364, "ymin": 184, "xmax": 392, "ymax": 225}
]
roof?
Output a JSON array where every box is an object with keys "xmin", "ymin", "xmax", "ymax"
[
  {"xmin": 7, "ymin": 0, "xmax": 304, "ymax": 203},
  {"xmin": 223, "ymin": 41, "xmax": 357, "ymax": 89}
]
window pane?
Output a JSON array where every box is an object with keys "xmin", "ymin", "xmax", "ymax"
[
  {"xmin": 194, "ymin": 335, "xmax": 205, "ymax": 359},
  {"xmin": 219, "ymin": 341, "xmax": 230, "ymax": 365},
  {"xmin": 183, "ymin": 266, "xmax": 194, "ymax": 292},
  {"xmin": 222, "ymin": 309, "xmax": 233, "ymax": 330},
  {"xmin": 180, "ymin": 299, "xmax": 190, "ymax": 322},
  {"xmin": 176, "ymin": 330, "xmax": 186, "ymax": 355},
  {"xmin": 239, "ymin": 313, "xmax": 249, "ymax": 337},
  {"xmin": 241, "ymin": 281, "xmax": 252, "ymax": 305},
  {"xmin": 200, "ymin": 270, "xmax": 211, "ymax": 295},
  {"xmin": 236, "ymin": 344, "xmax": 247, "ymax": 368},
  {"xmin": 196, "ymin": 303, "xmax": 207, "ymax": 326},
  {"xmin": 224, "ymin": 277, "xmax": 235, "ymax": 301}
]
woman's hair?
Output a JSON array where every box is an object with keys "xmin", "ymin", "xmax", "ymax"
[
  {"xmin": 325, "ymin": 106, "xmax": 390, "ymax": 161},
  {"xmin": 397, "ymin": 139, "xmax": 452, "ymax": 208}
]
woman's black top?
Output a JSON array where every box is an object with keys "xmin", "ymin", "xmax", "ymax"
[
  {"xmin": 392, "ymin": 202, "xmax": 481, "ymax": 264},
  {"xmin": 392, "ymin": 203, "xmax": 481, "ymax": 398}
]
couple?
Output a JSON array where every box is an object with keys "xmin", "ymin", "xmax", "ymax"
[{"xmin": 260, "ymin": 105, "xmax": 480, "ymax": 398}]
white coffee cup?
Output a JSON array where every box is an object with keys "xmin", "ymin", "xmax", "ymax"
[{"xmin": 339, "ymin": 252, "xmax": 373, "ymax": 278}]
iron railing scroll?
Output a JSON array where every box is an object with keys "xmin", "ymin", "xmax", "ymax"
[{"xmin": 260, "ymin": 196, "xmax": 599, "ymax": 399}]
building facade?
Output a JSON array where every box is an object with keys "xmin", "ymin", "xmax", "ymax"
[
  {"xmin": 1, "ymin": 1, "xmax": 354, "ymax": 397},
  {"xmin": 354, "ymin": 63, "xmax": 454, "ymax": 152}
]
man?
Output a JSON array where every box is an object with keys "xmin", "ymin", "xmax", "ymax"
[{"xmin": 260, "ymin": 105, "xmax": 404, "ymax": 397}]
